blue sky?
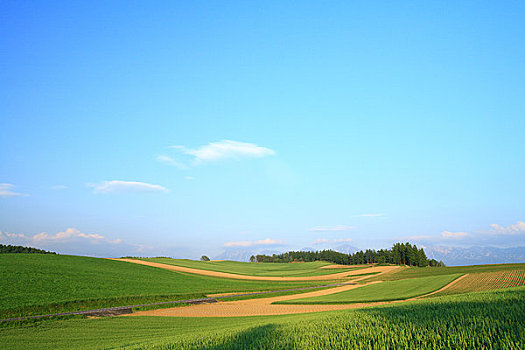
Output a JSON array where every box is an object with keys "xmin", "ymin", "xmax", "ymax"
[{"xmin": 1, "ymin": 1, "xmax": 524, "ymax": 259}]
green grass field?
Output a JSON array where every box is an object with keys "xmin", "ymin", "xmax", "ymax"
[
  {"xmin": 1, "ymin": 287, "xmax": 523, "ymax": 349},
  {"xmin": 276, "ymin": 274, "xmax": 461, "ymax": 304},
  {"xmin": 0, "ymin": 254, "xmax": 324, "ymax": 319},
  {"xmin": 2, "ymin": 254, "xmax": 524, "ymax": 350},
  {"xmin": 140, "ymin": 257, "xmax": 364, "ymax": 276}
]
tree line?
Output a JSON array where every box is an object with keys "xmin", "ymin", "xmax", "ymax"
[
  {"xmin": 0, "ymin": 244, "xmax": 56, "ymax": 254},
  {"xmin": 250, "ymin": 242, "xmax": 445, "ymax": 267}
]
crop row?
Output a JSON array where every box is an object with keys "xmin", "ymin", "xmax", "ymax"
[
  {"xmin": 435, "ymin": 270, "xmax": 525, "ymax": 296},
  {"xmin": 130, "ymin": 287, "xmax": 525, "ymax": 350},
  {"xmin": 4, "ymin": 287, "xmax": 521, "ymax": 349}
]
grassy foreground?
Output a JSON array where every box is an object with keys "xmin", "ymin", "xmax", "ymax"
[
  {"xmin": 140, "ymin": 258, "xmax": 363, "ymax": 277},
  {"xmin": 1, "ymin": 287, "xmax": 523, "ymax": 349},
  {"xmin": 277, "ymin": 274, "xmax": 461, "ymax": 304},
  {"xmin": 0, "ymin": 254, "xmax": 323, "ymax": 319}
]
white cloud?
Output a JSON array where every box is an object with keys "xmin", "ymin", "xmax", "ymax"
[
  {"xmin": 407, "ymin": 235, "xmax": 434, "ymax": 240},
  {"xmin": 0, "ymin": 228, "xmax": 162, "ymax": 257},
  {"xmin": 156, "ymin": 155, "xmax": 189, "ymax": 169},
  {"xmin": 0, "ymin": 183, "xmax": 28, "ymax": 197},
  {"xmin": 88, "ymin": 180, "xmax": 168, "ymax": 194},
  {"xmin": 312, "ymin": 238, "xmax": 329, "ymax": 244},
  {"xmin": 224, "ymin": 238, "xmax": 284, "ymax": 247},
  {"xmin": 356, "ymin": 213, "xmax": 385, "ymax": 217},
  {"xmin": 333, "ymin": 238, "xmax": 353, "ymax": 243},
  {"xmin": 1, "ymin": 228, "xmax": 123, "ymax": 246},
  {"xmin": 171, "ymin": 140, "xmax": 275, "ymax": 164},
  {"xmin": 32, "ymin": 228, "xmax": 123, "ymax": 244},
  {"xmin": 441, "ymin": 231, "xmax": 470, "ymax": 239},
  {"xmin": 309, "ymin": 225, "xmax": 355, "ymax": 232},
  {"xmin": 184, "ymin": 176, "xmax": 194, "ymax": 180},
  {"xmin": 407, "ymin": 220, "xmax": 525, "ymax": 247},
  {"xmin": 489, "ymin": 221, "xmax": 525, "ymax": 235},
  {"xmin": 0, "ymin": 231, "xmax": 27, "ymax": 239}
]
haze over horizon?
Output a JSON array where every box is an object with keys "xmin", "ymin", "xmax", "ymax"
[{"xmin": 1, "ymin": 1, "xmax": 524, "ymax": 263}]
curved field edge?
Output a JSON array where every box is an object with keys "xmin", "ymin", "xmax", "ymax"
[
  {"xmin": 1, "ymin": 287, "xmax": 523, "ymax": 350},
  {"xmin": 275, "ymin": 274, "xmax": 462, "ymax": 305},
  {"xmin": 0, "ymin": 254, "xmax": 325, "ymax": 318},
  {"xmin": 138, "ymin": 258, "xmax": 367, "ymax": 277}
]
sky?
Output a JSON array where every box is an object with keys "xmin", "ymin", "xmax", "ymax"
[{"xmin": 1, "ymin": 1, "xmax": 524, "ymax": 260}]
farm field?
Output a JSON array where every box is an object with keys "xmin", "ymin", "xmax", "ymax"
[
  {"xmin": 1, "ymin": 254, "xmax": 525, "ymax": 349},
  {"xmin": 366, "ymin": 262, "xmax": 525, "ymax": 282},
  {"xmin": 119, "ymin": 258, "xmax": 394, "ymax": 281},
  {"xmin": 139, "ymin": 257, "xmax": 365, "ymax": 276},
  {"xmin": 0, "ymin": 254, "xmax": 325, "ymax": 319},
  {"xmin": 431, "ymin": 270, "xmax": 525, "ymax": 297},
  {"xmin": 1, "ymin": 287, "xmax": 523, "ymax": 349},
  {"xmin": 277, "ymin": 274, "xmax": 461, "ymax": 304}
]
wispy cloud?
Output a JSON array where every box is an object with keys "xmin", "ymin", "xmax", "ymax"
[
  {"xmin": 50, "ymin": 185, "xmax": 68, "ymax": 190},
  {"xmin": 441, "ymin": 231, "xmax": 470, "ymax": 239},
  {"xmin": 0, "ymin": 228, "xmax": 122, "ymax": 245},
  {"xmin": 407, "ymin": 220, "xmax": 525, "ymax": 247},
  {"xmin": 156, "ymin": 155, "xmax": 189, "ymax": 169},
  {"xmin": 312, "ymin": 238, "xmax": 353, "ymax": 244},
  {"xmin": 408, "ymin": 231, "xmax": 471, "ymax": 242},
  {"xmin": 309, "ymin": 225, "xmax": 355, "ymax": 232},
  {"xmin": 176, "ymin": 140, "xmax": 275, "ymax": 163},
  {"xmin": 489, "ymin": 221, "xmax": 525, "ymax": 235},
  {"xmin": 224, "ymin": 238, "xmax": 284, "ymax": 247},
  {"xmin": 333, "ymin": 238, "xmax": 353, "ymax": 243},
  {"xmin": 32, "ymin": 228, "xmax": 122, "ymax": 244},
  {"xmin": 0, "ymin": 228, "xmax": 155, "ymax": 257},
  {"xmin": 0, "ymin": 183, "xmax": 28, "ymax": 197},
  {"xmin": 407, "ymin": 234, "xmax": 434, "ymax": 241},
  {"xmin": 184, "ymin": 176, "xmax": 194, "ymax": 180},
  {"xmin": 88, "ymin": 180, "xmax": 168, "ymax": 194},
  {"xmin": 355, "ymin": 213, "xmax": 385, "ymax": 217},
  {"xmin": 0, "ymin": 231, "xmax": 26, "ymax": 239},
  {"xmin": 158, "ymin": 140, "xmax": 275, "ymax": 169}
]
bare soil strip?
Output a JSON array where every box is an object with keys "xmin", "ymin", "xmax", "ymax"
[
  {"xmin": 0, "ymin": 282, "xmax": 353, "ymax": 322},
  {"xmin": 112, "ymin": 258, "xmax": 400, "ymax": 281},
  {"xmin": 320, "ymin": 264, "xmax": 371, "ymax": 269},
  {"xmin": 128, "ymin": 273, "xmax": 466, "ymax": 318},
  {"xmin": 129, "ymin": 281, "xmax": 383, "ymax": 317}
]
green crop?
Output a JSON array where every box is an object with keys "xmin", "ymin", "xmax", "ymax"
[
  {"xmin": 277, "ymin": 274, "xmax": 461, "ymax": 304},
  {"xmin": 0, "ymin": 254, "xmax": 324, "ymax": 319},
  {"xmin": 1, "ymin": 287, "xmax": 523, "ymax": 349},
  {"xmin": 140, "ymin": 258, "xmax": 364, "ymax": 276},
  {"xmin": 367, "ymin": 262, "xmax": 525, "ymax": 282}
]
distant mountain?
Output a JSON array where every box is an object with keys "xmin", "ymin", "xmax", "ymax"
[
  {"xmin": 424, "ymin": 246, "xmax": 525, "ymax": 266},
  {"xmin": 215, "ymin": 245, "xmax": 362, "ymax": 261},
  {"xmin": 299, "ymin": 247, "xmax": 316, "ymax": 252},
  {"xmin": 214, "ymin": 248, "xmax": 284, "ymax": 262},
  {"xmin": 214, "ymin": 248, "xmax": 255, "ymax": 262},
  {"xmin": 333, "ymin": 244, "xmax": 359, "ymax": 255}
]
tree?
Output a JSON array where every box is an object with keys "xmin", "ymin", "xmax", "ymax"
[
  {"xmin": 250, "ymin": 255, "xmax": 256, "ymax": 263},
  {"xmin": 253, "ymin": 242, "xmax": 436, "ymax": 267},
  {"xmin": 418, "ymin": 248, "xmax": 428, "ymax": 267},
  {"xmin": 200, "ymin": 255, "xmax": 210, "ymax": 261},
  {"xmin": 0, "ymin": 244, "xmax": 56, "ymax": 254}
]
